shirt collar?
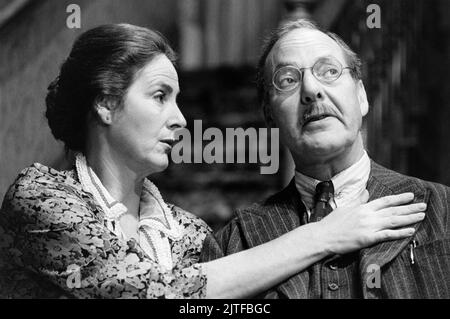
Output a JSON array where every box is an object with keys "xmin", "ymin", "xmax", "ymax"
[
  {"xmin": 295, "ymin": 151, "xmax": 371, "ymax": 210},
  {"xmin": 74, "ymin": 152, "xmax": 182, "ymax": 240}
]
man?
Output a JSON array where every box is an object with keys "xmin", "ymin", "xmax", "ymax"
[{"xmin": 201, "ymin": 19, "xmax": 450, "ymax": 298}]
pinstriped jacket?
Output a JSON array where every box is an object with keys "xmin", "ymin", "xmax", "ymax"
[{"xmin": 201, "ymin": 161, "xmax": 450, "ymax": 298}]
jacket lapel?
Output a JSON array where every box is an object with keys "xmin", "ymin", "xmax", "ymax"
[
  {"xmin": 243, "ymin": 179, "xmax": 311, "ymax": 298},
  {"xmin": 276, "ymin": 180, "xmax": 311, "ymax": 299},
  {"xmin": 359, "ymin": 162, "xmax": 430, "ymax": 298}
]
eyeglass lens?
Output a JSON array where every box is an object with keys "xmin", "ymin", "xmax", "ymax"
[{"xmin": 273, "ymin": 56, "xmax": 344, "ymax": 91}]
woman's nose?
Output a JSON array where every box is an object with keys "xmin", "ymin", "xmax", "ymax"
[{"xmin": 168, "ymin": 102, "xmax": 187, "ymax": 129}]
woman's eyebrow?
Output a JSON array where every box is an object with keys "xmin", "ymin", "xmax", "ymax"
[
  {"xmin": 159, "ymin": 83, "xmax": 174, "ymax": 93},
  {"xmin": 146, "ymin": 81, "xmax": 176, "ymax": 94}
]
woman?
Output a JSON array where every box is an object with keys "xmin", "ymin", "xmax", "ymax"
[{"xmin": 0, "ymin": 24, "xmax": 425, "ymax": 298}]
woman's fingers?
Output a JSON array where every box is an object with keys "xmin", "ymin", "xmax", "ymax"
[
  {"xmin": 374, "ymin": 228, "xmax": 416, "ymax": 242},
  {"xmin": 365, "ymin": 192, "xmax": 415, "ymax": 210},
  {"xmin": 321, "ymin": 193, "xmax": 426, "ymax": 254},
  {"xmin": 358, "ymin": 190, "xmax": 370, "ymax": 205},
  {"xmin": 379, "ymin": 212, "xmax": 425, "ymax": 229},
  {"xmin": 380, "ymin": 203, "xmax": 427, "ymax": 217}
]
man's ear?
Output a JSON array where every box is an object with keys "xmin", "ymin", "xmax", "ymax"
[
  {"xmin": 356, "ymin": 80, "xmax": 369, "ymax": 117},
  {"xmin": 263, "ymin": 102, "xmax": 277, "ymax": 128},
  {"xmin": 94, "ymin": 97, "xmax": 115, "ymax": 125}
]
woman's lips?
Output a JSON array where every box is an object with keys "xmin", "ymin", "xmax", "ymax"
[{"xmin": 159, "ymin": 138, "xmax": 179, "ymax": 149}]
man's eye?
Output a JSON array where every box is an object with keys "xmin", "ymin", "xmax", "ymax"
[
  {"xmin": 322, "ymin": 67, "xmax": 339, "ymax": 78},
  {"xmin": 279, "ymin": 77, "xmax": 297, "ymax": 88},
  {"xmin": 327, "ymin": 68, "xmax": 339, "ymax": 75}
]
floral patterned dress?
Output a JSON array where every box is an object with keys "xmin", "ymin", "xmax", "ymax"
[{"xmin": 0, "ymin": 163, "xmax": 211, "ymax": 298}]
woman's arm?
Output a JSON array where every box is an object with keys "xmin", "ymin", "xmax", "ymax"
[
  {"xmin": 204, "ymin": 191, "xmax": 426, "ymax": 298},
  {"xmin": 0, "ymin": 178, "xmax": 424, "ymax": 299}
]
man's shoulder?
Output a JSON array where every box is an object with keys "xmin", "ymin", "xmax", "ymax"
[
  {"xmin": 233, "ymin": 182, "xmax": 299, "ymax": 222},
  {"xmin": 371, "ymin": 161, "xmax": 450, "ymax": 237},
  {"xmin": 370, "ymin": 161, "xmax": 450, "ymax": 197},
  {"xmin": 210, "ymin": 184, "xmax": 301, "ymax": 251}
]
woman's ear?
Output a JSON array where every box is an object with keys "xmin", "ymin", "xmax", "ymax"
[{"xmin": 94, "ymin": 97, "xmax": 115, "ymax": 125}]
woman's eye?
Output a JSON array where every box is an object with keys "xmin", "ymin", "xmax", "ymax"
[{"xmin": 154, "ymin": 91, "xmax": 166, "ymax": 103}]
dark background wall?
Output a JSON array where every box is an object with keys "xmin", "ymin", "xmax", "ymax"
[{"xmin": 1, "ymin": 0, "xmax": 449, "ymax": 231}]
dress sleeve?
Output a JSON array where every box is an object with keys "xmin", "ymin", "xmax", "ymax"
[{"xmin": 0, "ymin": 181, "xmax": 207, "ymax": 299}]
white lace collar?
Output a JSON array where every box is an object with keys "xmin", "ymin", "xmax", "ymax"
[{"xmin": 75, "ymin": 152, "xmax": 182, "ymax": 269}]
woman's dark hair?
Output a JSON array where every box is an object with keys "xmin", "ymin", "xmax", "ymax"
[{"xmin": 45, "ymin": 23, "xmax": 177, "ymax": 153}]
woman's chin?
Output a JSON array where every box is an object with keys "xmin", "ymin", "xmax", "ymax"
[{"xmin": 145, "ymin": 154, "xmax": 169, "ymax": 174}]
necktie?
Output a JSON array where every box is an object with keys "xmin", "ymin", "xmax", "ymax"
[{"xmin": 310, "ymin": 181, "xmax": 334, "ymax": 222}]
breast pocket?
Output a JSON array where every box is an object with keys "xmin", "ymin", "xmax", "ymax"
[
  {"xmin": 408, "ymin": 239, "xmax": 450, "ymax": 298},
  {"xmin": 382, "ymin": 238, "xmax": 450, "ymax": 298}
]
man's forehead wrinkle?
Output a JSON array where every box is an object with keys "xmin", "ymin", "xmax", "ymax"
[
  {"xmin": 276, "ymin": 42, "xmax": 337, "ymax": 56},
  {"xmin": 271, "ymin": 28, "xmax": 345, "ymax": 65},
  {"xmin": 265, "ymin": 28, "xmax": 343, "ymax": 81},
  {"xmin": 275, "ymin": 37, "xmax": 328, "ymax": 51},
  {"xmin": 280, "ymin": 28, "xmax": 338, "ymax": 45}
]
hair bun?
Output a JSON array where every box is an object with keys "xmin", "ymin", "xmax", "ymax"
[
  {"xmin": 45, "ymin": 76, "xmax": 73, "ymax": 148},
  {"xmin": 46, "ymin": 77, "xmax": 60, "ymax": 109}
]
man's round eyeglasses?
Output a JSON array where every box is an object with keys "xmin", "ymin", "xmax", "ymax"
[{"xmin": 272, "ymin": 56, "xmax": 353, "ymax": 92}]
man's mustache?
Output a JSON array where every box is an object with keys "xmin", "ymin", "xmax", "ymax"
[{"xmin": 301, "ymin": 102, "xmax": 338, "ymax": 125}]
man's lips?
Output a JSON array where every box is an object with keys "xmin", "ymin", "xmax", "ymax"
[{"xmin": 303, "ymin": 114, "xmax": 334, "ymax": 126}]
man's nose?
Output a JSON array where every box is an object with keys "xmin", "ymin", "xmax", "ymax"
[
  {"xmin": 300, "ymin": 70, "xmax": 324, "ymax": 105},
  {"xmin": 168, "ymin": 102, "xmax": 187, "ymax": 130}
]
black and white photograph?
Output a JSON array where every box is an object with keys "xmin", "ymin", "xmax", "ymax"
[{"xmin": 0, "ymin": 0, "xmax": 449, "ymax": 305}]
